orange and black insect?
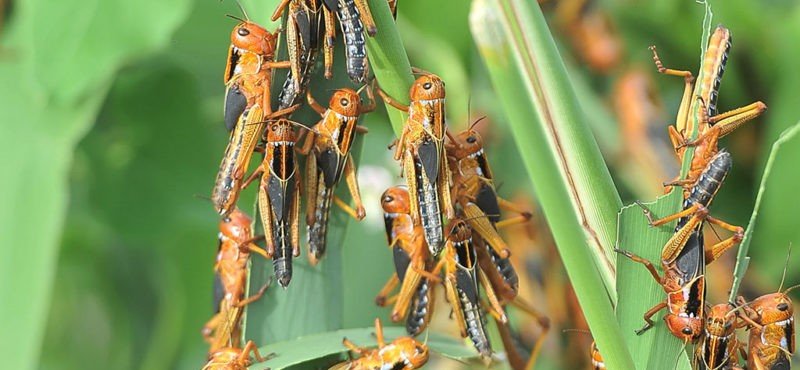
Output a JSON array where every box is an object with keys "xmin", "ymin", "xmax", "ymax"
[
  {"xmin": 321, "ymin": 0, "xmax": 376, "ymax": 83},
  {"xmin": 739, "ymin": 291, "xmax": 796, "ymax": 370},
  {"xmin": 242, "ymin": 118, "xmax": 303, "ymax": 287},
  {"xmin": 447, "ymin": 122, "xmax": 534, "ymax": 296},
  {"xmin": 272, "ymin": 0, "xmax": 324, "ymax": 110},
  {"xmin": 638, "ymin": 150, "xmax": 743, "ymax": 273},
  {"xmin": 298, "ymin": 87, "xmax": 374, "ymax": 264},
  {"xmin": 379, "ymin": 73, "xmax": 453, "ymax": 255},
  {"xmin": 329, "ymin": 318, "xmax": 429, "ymax": 370},
  {"xmin": 617, "ymin": 150, "xmax": 739, "ymax": 342},
  {"xmin": 203, "ymin": 340, "xmax": 271, "ymax": 370},
  {"xmin": 375, "ymin": 186, "xmax": 436, "ymax": 336},
  {"xmin": 213, "ymin": 17, "xmax": 295, "ymax": 217},
  {"xmin": 430, "ymin": 218, "xmax": 508, "ymax": 358},
  {"xmin": 589, "ymin": 341, "xmax": 605, "ymax": 370},
  {"xmin": 649, "ymin": 26, "xmax": 765, "ymax": 191},
  {"xmin": 736, "ymin": 250, "xmax": 798, "ymax": 370},
  {"xmin": 693, "ymin": 303, "xmax": 744, "ymax": 370},
  {"xmin": 202, "ymin": 209, "xmax": 270, "ymax": 353}
]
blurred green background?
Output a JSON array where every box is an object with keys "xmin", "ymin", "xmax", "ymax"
[{"xmin": 2, "ymin": 0, "xmax": 800, "ymax": 369}]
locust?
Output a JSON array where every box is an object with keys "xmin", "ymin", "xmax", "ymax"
[
  {"xmin": 378, "ymin": 73, "xmax": 454, "ymax": 255},
  {"xmin": 202, "ymin": 209, "xmax": 270, "ymax": 354},
  {"xmin": 298, "ymin": 87, "xmax": 374, "ymax": 264},
  {"xmin": 213, "ymin": 17, "xmax": 295, "ymax": 217},
  {"xmin": 375, "ymin": 186, "xmax": 436, "ymax": 336},
  {"xmin": 329, "ymin": 318, "xmax": 429, "ymax": 370}
]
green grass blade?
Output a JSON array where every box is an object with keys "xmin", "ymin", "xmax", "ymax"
[
  {"xmin": 365, "ymin": 0, "xmax": 414, "ymax": 136},
  {"xmin": 728, "ymin": 122, "xmax": 800, "ymax": 300},
  {"xmin": 470, "ymin": 0, "xmax": 632, "ymax": 368},
  {"xmin": 250, "ymin": 326, "xmax": 478, "ymax": 370},
  {"xmin": 0, "ymin": 1, "xmax": 190, "ymax": 368}
]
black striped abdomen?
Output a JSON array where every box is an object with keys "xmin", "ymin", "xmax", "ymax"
[{"xmin": 337, "ymin": 0, "xmax": 368, "ymax": 83}]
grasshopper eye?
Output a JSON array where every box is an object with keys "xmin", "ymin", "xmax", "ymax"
[
  {"xmin": 777, "ymin": 302, "xmax": 789, "ymax": 311},
  {"xmin": 340, "ymin": 98, "xmax": 349, "ymax": 106},
  {"xmin": 383, "ymin": 195, "xmax": 394, "ymax": 203},
  {"xmin": 271, "ymin": 124, "xmax": 278, "ymax": 131},
  {"xmin": 237, "ymin": 27, "xmax": 250, "ymax": 37},
  {"xmin": 466, "ymin": 136, "xmax": 477, "ymax": 144},
  {"xmin": 423, "ymin": 82, "xmax": 432, "ymax": 89},
  {"xmin": 682, "ymin": 327, "xmax": 693, "ymax": 335}
]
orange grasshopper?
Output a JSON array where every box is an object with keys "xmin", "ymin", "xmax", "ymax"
[
  {"xmin": 378, "ymin": 73, "xmax": 454, "ymax": 256},
  {"xmin": 202, "ymin": 209, "xmax": 270, "ymax": 354},
  {"xmin": 320, "ymin": 0, "xmax": 376, "ymax": 83},
  {"xmin": 446, "ymin": 122, "xmax": 533, "ymax": 281},
  {"xmin": 375, "ymin": 186, "xmax": 436, "ymax": 336},
  {"xmin": 650, "ymin": 26, "xmax": 766, "ymax": 192},
  {"xmin": 271, "ymin": 0, "xmax": 324, "ymax": 109},
  {"xmin": 693, "ymin": 303, "xmax": 746, "ymax": 370},
  {"xmin": 213, "ymin": 17, "xmax": 296, "ymax": 217},
  {"xmin": 429, "ymin": 218, "xmax": 509, "ymax": 358},
  {"xmin": 243, "ymin": 118, "xmax": 303, "ymax": 287},
  {"xmin": 619, "ymin": 150, "xmax": 740, "ymax": 342},
  {"xmin": 298, "ymin": 87, "xmax": 374, "ymax": 264},
  {"xmin": 739, "ymin": 291, "xmax": 796, "ymax": 370},
  {"xmin": 736, "ymin": 250, "xmax": 798, "ymax": 370},
  {"xmin": 203, "ymin": 340, "xmax": 271, "ymax": 370},
  {"xmin": 330, "ymin": 318, "xmax": 429, "ymax": 370}
]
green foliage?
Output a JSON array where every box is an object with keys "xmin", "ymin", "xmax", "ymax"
[
  {"xmin": 0, "ymin": 0, "xmax": 190, "ymax": 369},
  {"xmin": 729, "ymin": 122, "xmax": 800, "ymax": 299}
]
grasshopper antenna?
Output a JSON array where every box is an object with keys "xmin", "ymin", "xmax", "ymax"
[
  {"xmin": 234, "ymin": 0, "xmax": 250, "ymax": 20},
  {"xmin": 469, "ymin": 116, "xmax": 488, "ymax": 131},
  {"xmin": 225, "ymin": 14, "xmax": 247, "ymax": 23},
  {"xmin": 778, "ymin": 242, "xmax": 793, "ymax": 292}
]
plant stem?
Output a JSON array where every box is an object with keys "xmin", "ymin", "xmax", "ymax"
[
  {"xmin": 470, "ymin": 0, "xmax": 632, "ymax": 369},
  {"xmin": 365, "ymin": 0, "xmax": 414, "ymax": 136}
]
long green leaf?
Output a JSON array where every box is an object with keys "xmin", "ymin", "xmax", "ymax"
[
  {"xmin": 0, "ymin": 1, "xmax": 190, "ymax": 368},
  {"xmin": 365, "ymin": 0, "xmax": 414, "ymax": 136},
  {"xmin": 469, "ymin": 1, "xmax": 632, "ymax": 369}
]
